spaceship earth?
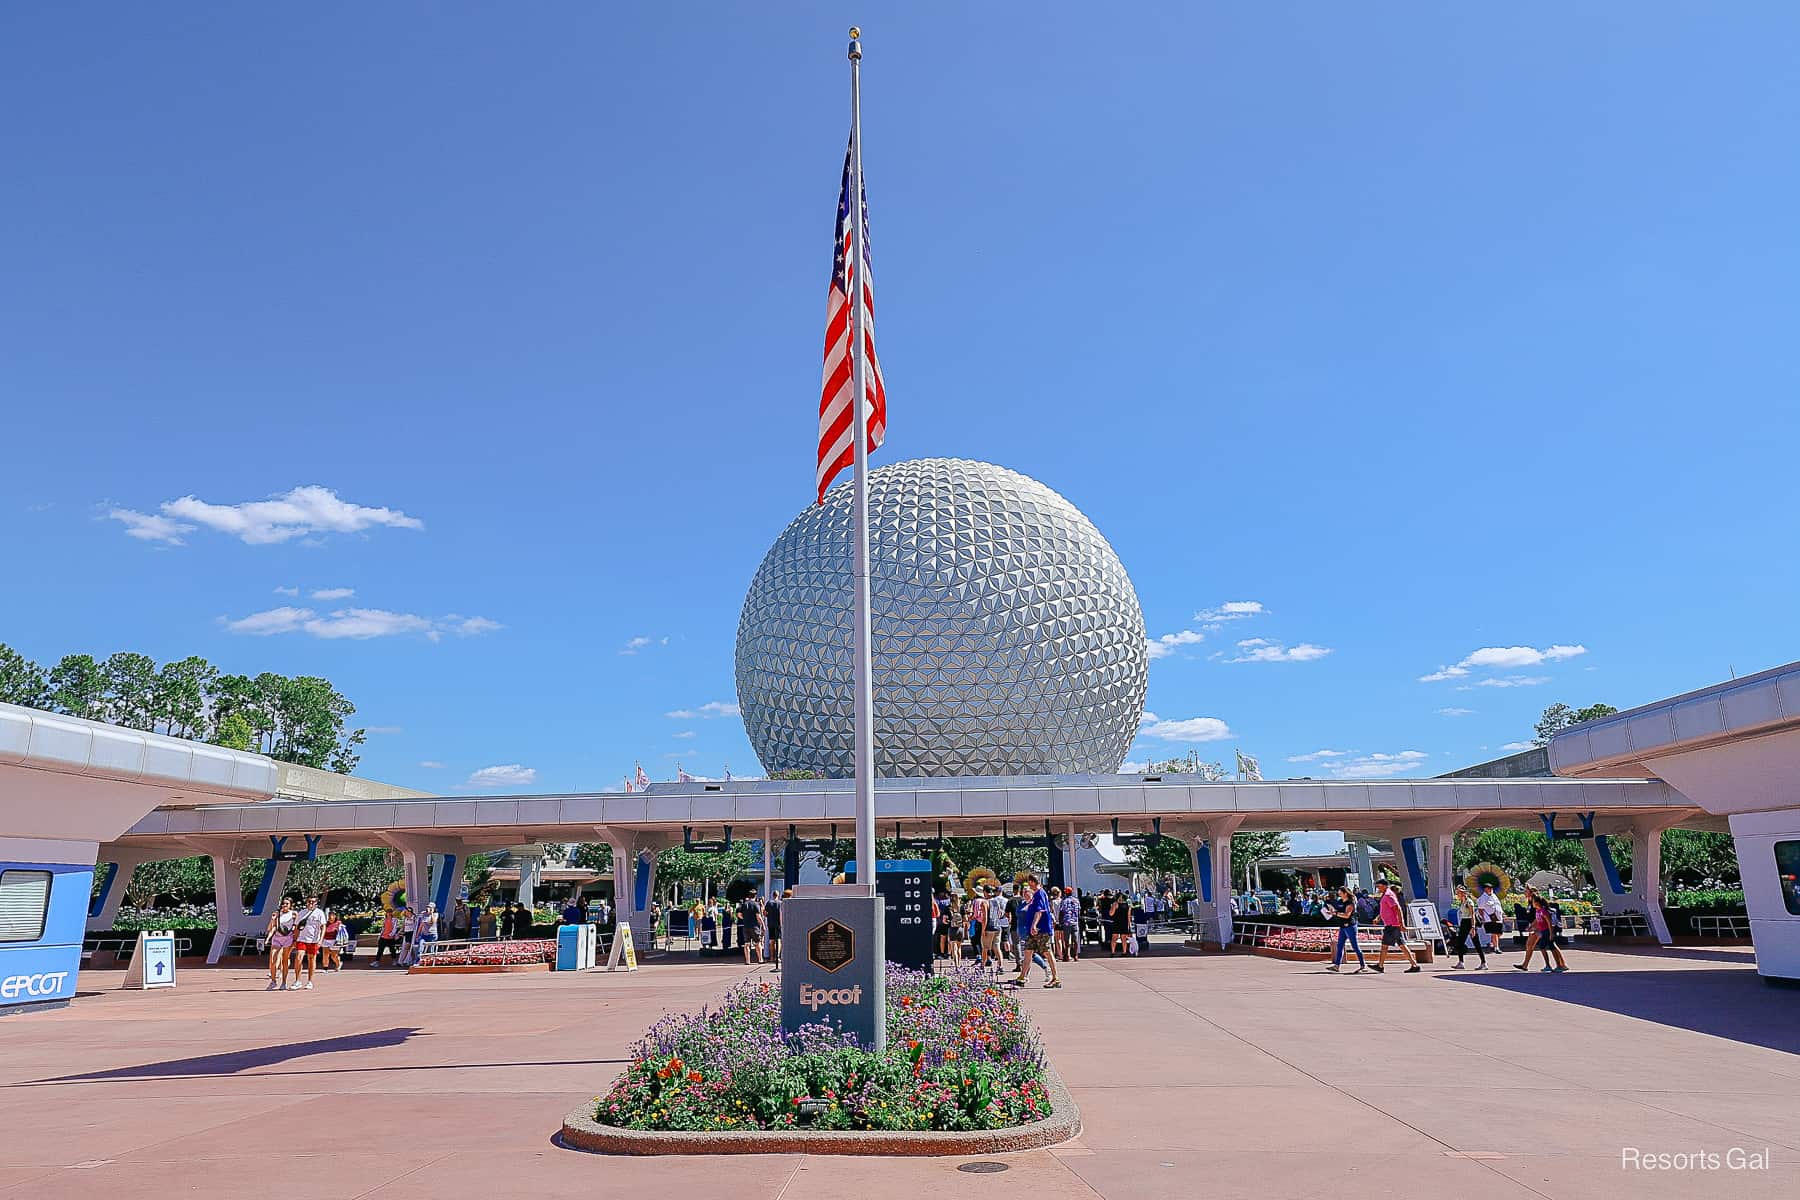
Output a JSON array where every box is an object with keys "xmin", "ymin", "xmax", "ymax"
[{"xmin": 735, "ymin": 458, "xmax": 1149, "ymax": 778}]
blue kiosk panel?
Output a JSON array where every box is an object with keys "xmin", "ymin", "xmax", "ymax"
[{"xmin": 0, "ymin": 860, "xmax": 92, "ymax": 1012}]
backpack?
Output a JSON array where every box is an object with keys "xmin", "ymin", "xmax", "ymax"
[{"xmin": 1354, "ymin": 895, "xmax": 1380, "ymax": 924}]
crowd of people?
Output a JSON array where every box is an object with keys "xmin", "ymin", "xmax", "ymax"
[
  {"xmin": 263, "ymin": 894, "xmax": 573, "ymax": 988},
  {"xmin": 1293, "ymin": 879, "xmax": 1575, "ymax": 976}
]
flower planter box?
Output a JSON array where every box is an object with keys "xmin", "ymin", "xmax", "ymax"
[
  {"xmin": 409, "ymin": 962, "xmax": 551, "ymax": 975},
  {"xmin": 559, "ymin": 1062, "xmax": 1079, "ymax": 1157}
]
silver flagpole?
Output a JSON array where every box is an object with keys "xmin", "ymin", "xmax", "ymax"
[{"xmin": 847, "ymin": 26, "xmax": 876, "ymax": 898}]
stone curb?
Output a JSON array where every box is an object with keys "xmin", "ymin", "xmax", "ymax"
[{"xmin": 558, "ymin": 1061, "xmax": 1080, "ymax": 1157}]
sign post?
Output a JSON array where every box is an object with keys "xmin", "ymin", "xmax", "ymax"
[
  {"xmin": 1406, "ymin": 899, "xmax": 1444, "ymax": 953},
  {"xmin": 606, "ymin": 922, "xmax": 638, "ymax": 972},
  {"xmin": 780, "ymin": 885, "xmax": 884, "ymax": 1048},
  {"xmin": 121, "ymin": 929, "xmax": 177, "ymax": 990}
]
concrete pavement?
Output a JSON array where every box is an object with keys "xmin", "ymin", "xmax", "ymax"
[{"xmin": 0, "ymin": 943, "xmax": 1795, "ymax": 1198}]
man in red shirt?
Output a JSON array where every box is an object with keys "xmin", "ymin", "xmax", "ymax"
[{"xmin": 1373, "ymin": 879, "xmax": 1421, "ymax": 974}]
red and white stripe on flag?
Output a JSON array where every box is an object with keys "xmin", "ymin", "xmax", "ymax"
[{"xmin": 816, "ymin": 143, "xmax": 886, "ymax": 503}]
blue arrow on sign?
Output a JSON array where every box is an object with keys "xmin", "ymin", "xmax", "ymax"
[{"xmin": 153, "ymin": 961, "xmax": 165, "ymax": 977}]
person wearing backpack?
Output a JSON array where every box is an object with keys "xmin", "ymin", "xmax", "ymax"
[{"xmin": 1324, "ymin": 886, "xmax": 1366, "ymax": 973}]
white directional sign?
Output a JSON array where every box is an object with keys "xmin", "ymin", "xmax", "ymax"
[{"xmin": 122, "ymin": 930, "xmax": 177, "ymax": 990}]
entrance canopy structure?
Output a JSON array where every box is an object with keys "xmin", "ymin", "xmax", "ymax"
[
  {"xmin": 1549, "ymin": 659, "xmax": 1800, "ymax": 982},
  {"xmin": 104, "ymin": 770, "xmax": 1701, "ymax": 961}
]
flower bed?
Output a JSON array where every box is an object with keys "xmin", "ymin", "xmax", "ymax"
[
  {"xmin": 595, "ymin": 965, "xmax": 1050, "ymax": 1134},
  {"xmin": 418, "ymin": 939, "xmax": 556, "ymax": 966},
  {"xmin": 1259, "ymin": 927, "xmax": 1382, "ymax": 954}
]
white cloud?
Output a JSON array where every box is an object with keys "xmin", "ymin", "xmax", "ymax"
[
  {"xmin": 221, "ymin": 606, "xmax": 502, "ymax": 642},
  {"xmin": 364, "ymin": 725, "xmax": 403, "ymax": 735},
  {"xmin": 1193, "ymin": 601, "xmax": 1265, "ymax": 622},
  {"xmin": 619, "ymin": 635, "xmax": 671, "ymax": 656},
  {"xmin": 1145, "ymin": 629, "xmax": 1206, "ymax": 660},
  {"xmin": 273, "ymin": 585, "xmax": 300, "ymax": 597},
  {"xmin": 1467, "ymin": 675, "xmax": 1549, "ymax": 689},
  {"xmin": 1139, "ymin": 715, "xmax": 1233, "ymax": 743},
  {"xmin": 673, "ymin": 730, "xmax": 696, "ymax": 739},
  {"xmin": 108, "ymin": 508, "xmax": 195, "ymax": 544},
  {"xmin": 1228, "ymin": 637, "xmax": 1332, "ymax": 664},
  {"xmin": 1287, "ymin": 749, "xmax": 1351, "ymax": 762},
  {"xmin": 463, "ymin": 764, "xmax": 536, "ymax": 789},
  {"xmin": 311, "ymin": 587, "xmax": 355, "ymax": 601},
  {"xmin": 1437, "ymin": 707, "xmax": 1474, "ymax": 717},
  {"xmin": 109, "ymin": 485, "xmax": 422, "ymax": 546},
  {"xmin": 1501, "ymin": 741, "xmax": 1535, "ymax": 752},
  {"xmin": 222, "ymin": 606, "xmax": 313, "ymax": 636},
  {"xmin": 1120, "ymin": 760, "xmax": 1147, "ymax": 773},
  {"xmin": 1323, "ymin": 750, "xmax": 1431, "ymax": 779},
  {"xmin": 665, "ymin": 701, "xmax": 741, "ymax": 719},
  {"xmin": 1421, "ymin": 643, "xmax": 1586, "ymax": 682},
  {"xmin": 418, "ymin": 760, "xmax": 445, "ymax": 769}
]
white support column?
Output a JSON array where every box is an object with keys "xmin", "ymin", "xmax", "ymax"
[
  {"xmin": 85, "ymin": 847, "xmax": 155, "ymax": 933},
  {"xmin": 1631, "ymin": 820, "xmax": 1673, "ymax": 945},
  {"xmin": 381, "ymin": 836, "xmax": 471, "ymax": 938},
  {"xmin": 598, "ymin": 828, "xmax": 670, "ymax": 952},
  {"xmin": 196, "ymin": 839, "xmax": 288, "ymax": 964},
  {"xmin": 510, "ymin": 845, "xmax": 545, "ymax": 908},
  {"xmin": 1586, "ymin": 819, "xmax": 1673, "ymax": 944},
  {"xmin": 1066, "ymin": 822, "xmax": 1080, "ymax": 895},
  {"xmin": 1179, "ymin": 816, "xmax": 1243, "ymax": 948},
  {"xmin": 1388, "ymin": 817, "xmax": 1472, "ymax": 917}
]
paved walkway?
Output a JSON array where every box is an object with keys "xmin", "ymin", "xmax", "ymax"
[{"xmin": 1, "ymin": 943, "xmax": 1795, "ymax": 1198}]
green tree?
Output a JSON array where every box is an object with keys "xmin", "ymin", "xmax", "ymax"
[
  {"xmin": 271, "ymin": 675, "xmax": 363, "ymax": 771},
  {"xmin": 656, "ymin": 842, "xmax": 756, "ymax": 891},
  {"xmin": 1534, "ymin": 701, "xmax": 1620, "ymax": 746},
  {"xmin": 1230, "ymin": 831, "xmax": 1289, "ymax": 890},
  {"xmin": 1454, "ymin": 827, "xmax": 1590, "ymax": 884},
  {"xmin": 100, "ymin": 651, "xmax": 158, "ymax": 730},
  {"xmin": 47, "ymin": 653, "xmax": 105, "ymax": 719},
  {"xmin": 153, "ymin": 655, "xmax": 217, "ymax": 739},
  {"xmin": 0, "ymin": 644, "xmax": 48, "ymax": 708},
  {"xmin": 123, "ymin": 856, "xmax": 216, "ymax": 908},
  {"xmin": 935, "ymin": 836, "xmax": 1048, "ymax": 884},
  {"xmin": 283, "ymin": 848, "xmax": 401, "ymax": 910},
  {"xmin": 211, "ymin": 711, "xmax": 255, "ymax": 751},
  {"xmin": 1125, "ymin": 836, "xmax": 1194, "ymax": 880},
  {"xmin": 570, "ymin": 843, "xmax": 613, "ymax": 872},
  {"xmin": 209, "ymin": 673, "xmax": 276, "ymax": 749}
]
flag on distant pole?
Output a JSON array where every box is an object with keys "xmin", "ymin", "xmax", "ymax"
[
  {"xmin": 815, "ymin": 135, "xmax": 886, "ymax": 503},
  {"xmin": 723, "ymin": 764, "xmax": 733, "ymax": 782},
  {"xmin": 623, "ymin": 776, "xmax": 634, "ymax": 793},
  {"xmin": 677, "ymin": 764, "xmax": 694, "ymax": 783},
  {"xmin": 635, "ymin": 762, "xmax": 651, "ymax": 791},
  {"xmin": 1236, "ymin": 750, "xmax": 1262, "ymax": 782}
]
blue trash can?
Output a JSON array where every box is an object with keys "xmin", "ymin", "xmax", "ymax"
[{"xmin": 555, "ymin": 924, "xmax": 582, "ymax": 971}]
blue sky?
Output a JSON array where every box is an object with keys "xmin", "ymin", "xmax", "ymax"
[{"xmin": 4, "ymin": 6, "xmax": 1797, "ymax": 848}]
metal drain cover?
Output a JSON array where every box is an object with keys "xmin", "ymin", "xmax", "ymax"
[{"xmin": 957, "ymin": 1162, "xmax": 1010, "ymax": 1174}]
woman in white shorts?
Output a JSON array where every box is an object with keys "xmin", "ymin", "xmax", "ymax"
[{"xmin": 266, "ymin": 898, "xmax": 298, "ymax": 991}]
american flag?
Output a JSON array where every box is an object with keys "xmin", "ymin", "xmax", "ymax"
[
  {"xmin": 816, "ymin": 141, "xmax": 886, "ymax": 503},
  {"xmin": 676, "ymin": 763, "xmax": 694, "ymax": 784}
]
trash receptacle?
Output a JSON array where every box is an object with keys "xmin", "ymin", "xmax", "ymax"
[{"xmin": 555, "ymin": 924, "xmax": 582, "ymax": 971}]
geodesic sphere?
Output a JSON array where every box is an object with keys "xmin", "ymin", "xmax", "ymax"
[{"xmin": 734, "ymin": 458, "xmax": 1148, "ymax": 777}]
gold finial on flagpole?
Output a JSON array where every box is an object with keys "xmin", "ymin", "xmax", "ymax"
[{"xmin": 848, "ymin": 26, "xmax": 862, "ymax": 61}]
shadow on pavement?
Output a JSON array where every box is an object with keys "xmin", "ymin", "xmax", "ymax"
[
  {"xmin": 30, "ymin": 1026, "xmax": 424, "ymax": 1082},
  {"xmin": 1440, "ymin": 967, "xmax": 1800, "ymax": 1055}
]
